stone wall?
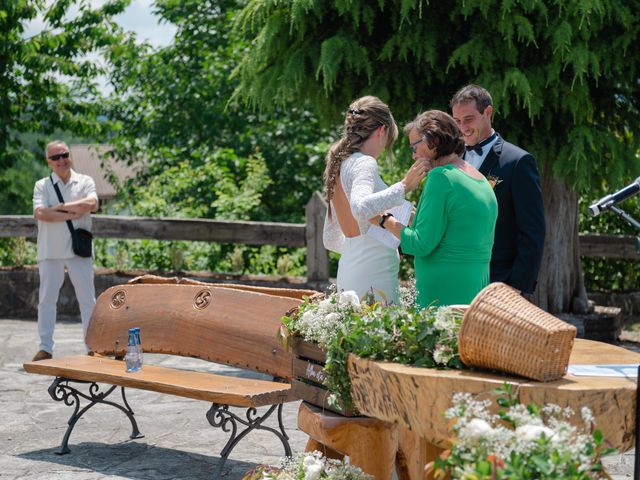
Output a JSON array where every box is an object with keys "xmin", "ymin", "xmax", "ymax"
[
  {"xmin": 588, "ymin": 291, "xmax": 640, "ymax": 325},
  {"xmin": 0, "ymin": 266, "xmax": 324, "ymax": 321},
  {"xmin": 3, "ymin": 266, "xmax": 638, "ymax": 331}
]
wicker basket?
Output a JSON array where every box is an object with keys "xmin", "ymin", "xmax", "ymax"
[{"xmin": 458, "ymin": 282, "xmax": 577, "ymax": 382}]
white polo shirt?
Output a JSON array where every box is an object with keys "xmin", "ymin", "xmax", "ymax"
[{"xmin": 33, "ymin": 170, "xmax": 98, "ymax": 261}]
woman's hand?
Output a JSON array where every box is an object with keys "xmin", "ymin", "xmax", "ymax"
[
  {"xmin": 401, "ymin": 158, "xmax": 431, "ymax": 192},
  {"xmin": 408, "ymin": 207, "xmax": 416, "ymax": 226},
  {"xmin": 369, "ymin": 214, "xmax": 381, "ymax": 225}
]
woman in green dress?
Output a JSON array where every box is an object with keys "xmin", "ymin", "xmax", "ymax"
[{"xmin": 373, "ymin": 110, "xmax": 498, "ymax": 308}]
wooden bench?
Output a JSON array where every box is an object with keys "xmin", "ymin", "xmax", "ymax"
[{"xmin": 23, "ymin": 278, "xmax": 317, "ymax": 477}]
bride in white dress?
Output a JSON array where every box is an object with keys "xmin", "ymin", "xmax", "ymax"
[{"xmin": 322, "ymin": 96, "xmax": 428, "ymax": 304}]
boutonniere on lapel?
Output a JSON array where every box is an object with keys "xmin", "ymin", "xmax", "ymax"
[{"xmin": 486, "ymin": 174, "xmax": 503, "ymax": 189}]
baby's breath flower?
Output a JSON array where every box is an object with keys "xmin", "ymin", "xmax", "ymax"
[
  {"xmin": 247, "ymin": 451, "xmax": 372, "ymax": 480},
  {"xmin": 581, "ymin": 406, "xmax": 595, "ymax": 427},
  {"xmin": 515, "ymin": 424, "xmax": 556, "ymax": 442},
  {"xmin": 437, "ymin": 388, "xmax": 615, "ymax": 480}
]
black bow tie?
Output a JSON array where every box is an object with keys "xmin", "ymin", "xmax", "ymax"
[{"xmin": 466, "ymin": 133, "xmax": 497, "ymax": 156}]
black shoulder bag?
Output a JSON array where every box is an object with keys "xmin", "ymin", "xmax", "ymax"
[{"xmin": 50, "ymin": 176, "xmax": 93, "ymax": 258}]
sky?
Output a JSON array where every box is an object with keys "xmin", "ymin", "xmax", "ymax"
[
  {"xmin": 112, "ymin": 0, "xmax": 177, "ymax": 47},
  {"xmin": 23, "ymin": 0, "xmax": 177, "ymax": 48},
  {"xmin": 22, "ymin": 0, "xmax": 177, "ymax": 94}
]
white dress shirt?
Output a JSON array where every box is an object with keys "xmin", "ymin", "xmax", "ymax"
[{"xmin": 464, "ymin": 131, "xmax": 498, "ymax": 170}]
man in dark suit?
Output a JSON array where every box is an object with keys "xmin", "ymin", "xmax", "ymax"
[{"xmin": 450, "ymin": 84, "xmax": 545, "ymax": 294}]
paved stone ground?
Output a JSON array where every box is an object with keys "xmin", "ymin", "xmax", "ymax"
[
  {"xmin": 0, "ymin": 318, "xmax": 636, "ymax": 479},
  {"xmin": 1, "ymin": 319, "xmax": 309, "ymax": 480}
]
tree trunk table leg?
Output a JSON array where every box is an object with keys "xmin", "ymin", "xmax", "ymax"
[
  {"xmin": 305, "ymin": 438, "xmax": 344, "ymax": 460},
  {"xmin": 298, "ymin": 401, "xmax": 398, "ymax": 480},
  {"xmin": 396, "ymin": 427, "xmax": 445, "ymax": 480}
]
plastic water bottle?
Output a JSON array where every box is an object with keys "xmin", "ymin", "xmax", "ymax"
[
  {"xmin": 125, "ymin": 328, "xmax": 140, "ymax": 372},
  {"xmin": 134, "ymin": 327, "xmax": 143, "ymax": 370}
]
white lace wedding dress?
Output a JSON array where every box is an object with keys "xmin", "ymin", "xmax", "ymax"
[{"xmin": 323, "ymin": 152, "xmax": 406, "ymax": 305}]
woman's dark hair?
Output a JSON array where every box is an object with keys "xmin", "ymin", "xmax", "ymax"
[
  {"xmin": 323, "ymin": 96, "xmax": 398, "ymax": 215},
  {"xmin": 414, "ymin": 110, "xmax": 465, "ymax": 159}
]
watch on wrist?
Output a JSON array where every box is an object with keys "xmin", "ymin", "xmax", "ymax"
[{"xmin": 379, "ymin": 213, "xmax": 394, "ymax": 229}]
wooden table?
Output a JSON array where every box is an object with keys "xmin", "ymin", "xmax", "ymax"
[{"xmin": 348, "ymin": 339, "xmax": 639, "ymax": 477}]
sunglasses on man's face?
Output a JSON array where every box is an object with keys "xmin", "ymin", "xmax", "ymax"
[{"xmin": 48, "ymin": 152, "xmax": 70, "ymax": 161}]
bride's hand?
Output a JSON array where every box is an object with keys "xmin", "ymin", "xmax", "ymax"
[
  {"xmin": 401, "ymin": 158, "xmax": 430, "ymax": 192},
  {"xmin": 369, "ymin": 214, "xmax": 381, "ymax": 225}
]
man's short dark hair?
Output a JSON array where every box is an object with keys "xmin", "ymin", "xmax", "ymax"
[
  {"xmin": 450, "ymin": 84, "xmax": 493, "ymax": 114},
  {"xmin": 416, "ymin": 110, "xmax": 465, "ymax": 158}
]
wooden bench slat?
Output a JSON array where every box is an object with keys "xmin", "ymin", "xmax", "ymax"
[{"xmin": 24, "ymin": 355, "xmax": 294, "ymax": 407}]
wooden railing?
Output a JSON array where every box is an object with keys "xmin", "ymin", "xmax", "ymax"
[
  {"xmin": 1, "ymin": 192, "xmax": 637, "ymax": 285},
  {"xmin": 0, "ymin": 193, "xmax": 330, "ymax": 284},
  {"xmin": 578, "ymin": 234, "xmax": 639, "ymax": 259}
]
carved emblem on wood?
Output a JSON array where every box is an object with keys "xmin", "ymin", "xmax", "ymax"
[
  {"xmin": 194, "ymin": 289, "xmax": 212, "ymax": 310},
  {"xmin": 111, "ymin": 290, "xmax": 126, "ymax": 309}
]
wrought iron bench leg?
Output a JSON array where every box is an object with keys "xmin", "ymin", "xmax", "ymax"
[
  {"xmin": 206, "ymin": 403, "xmax": 291, "ymax": 478},
  {"xmin": 48, "ymin": 377, "xmax": 144, "ymax": 455}
]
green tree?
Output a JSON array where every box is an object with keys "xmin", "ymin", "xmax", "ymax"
[
  {"xmin": 106, "ymin": 0, "xmax": 331, "ymax": 223},
  {"xmin": 233, "ymin": 0, "xmax": 640, "ymax": 313},
  {"xmin": 0, "ymin": 0, "xmax": 128, "ymax": 213}
]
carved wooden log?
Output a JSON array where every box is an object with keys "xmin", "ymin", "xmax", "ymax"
[
  {"xmin": 298, "ymin": 402, "xmax": 398, "ymax": 479},
  {"xmin": 348, "ymin": 338, "xmax": 639, "ymax": 452}
]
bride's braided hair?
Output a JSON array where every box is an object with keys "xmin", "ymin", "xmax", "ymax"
[{"xmin": 323, "ymin": 96, "xmax": 398, "ymax": 217}]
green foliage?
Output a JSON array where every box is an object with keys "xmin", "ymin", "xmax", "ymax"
[
  {"xmin": 98, "ymin": 146, "xmax": 307, "ymax": 275},
  {"xmin": 233, "ymin": 0, "xmax": 640, "ymax": 189},
  {"xmin": 106, "ymin": 0, "xmax": 331, "ymax": 223},
  {"xmin": 121, "ymin": 148, "xmax": 272, "ymax": 220},
  {"xmin": 0, "ymin": 0, "xmax": 128, "ymax": 211},
  {"xmin": 324, "ymin": 304, "xmax": 463, "ymax": 410},
  {"xmin": 284, "ymin": 294, "xmax": 463, "ymax": 413},
  {"xmin": 0, "ymin": 238, "xmax": 37, "ymax": 267}
]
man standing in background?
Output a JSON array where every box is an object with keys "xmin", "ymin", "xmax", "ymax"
[
  {"xmin": 451, "ymin": 85, "xmax": 545, "ymax": 294},
  {"xmin": 31, "ymin": 140, "xmax": 99, "ymax": 361}
]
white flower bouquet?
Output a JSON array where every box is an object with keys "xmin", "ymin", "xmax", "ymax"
[
  {"xmin": 281, "ymin": 287, "xmax": 362, "ymax": 349},
  {"xmin": 431, "ymin": 384, "xmax": 616, "ymax": 479},
  {"xmin": 242, "ymin": 451, "xmax": 373, "ymax": 480},
  {"xmin": 282, "ymin": 286, "xmax": 464, "ymax": 413}
]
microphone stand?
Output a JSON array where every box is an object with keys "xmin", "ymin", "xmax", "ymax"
[
  {"xmin": 601, "ymin": 206, "xmax": 640, "ymax": 479},
  {"xmin": 607, "ymin": 206, "xmax": 640, "ymax": 479},
  {"xmin": 608, "ymin": 205, "xmax": 640, "ymax": 253}
]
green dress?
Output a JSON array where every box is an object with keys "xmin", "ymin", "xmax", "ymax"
[{"xmin": 400, "ymin": 164, "xmax": 498, "ymax": 308}]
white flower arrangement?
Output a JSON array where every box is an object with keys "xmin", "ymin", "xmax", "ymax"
[
  {"xmin": 283, "ymin": 287, "xmax": 362, "ymax": 349},
  {"xmin": 398, "ymin": 276, "xmax": 418, "ymax": 309},
  {"xmin": 283, "ymin": 287, "xmax": 464, "ymax": 412},
  {"xmin": 432, "ymin": 385, "xmax": 616, "ymax": 479},
  {"xmin": 242, "ymin": 451, "xmax": 373, "ymax": 480}
]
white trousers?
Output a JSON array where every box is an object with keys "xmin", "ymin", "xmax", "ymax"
[{"xmin": 37, "ymin": 257, "xmax": 96, "ymax": 353}]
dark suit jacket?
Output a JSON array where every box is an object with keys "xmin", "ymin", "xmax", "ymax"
[{"xmin": 472, "ymin": 134, "xmax": 546, "ymax": 293}]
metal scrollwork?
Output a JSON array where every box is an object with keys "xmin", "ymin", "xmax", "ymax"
[
  {"xmin": 194, "ymin": 289, "xmax": 212, "ymax": 310},
  {"xmin": 206, "ymin": 403, "xmax": 291, "ymax": 477},
  {"xmin": 110, "ymin": 290, "xmax": 127, "ymax": 309},
  {"xmin": 46, "ymin": 377, "xmax": 143, "ymax": 455}
]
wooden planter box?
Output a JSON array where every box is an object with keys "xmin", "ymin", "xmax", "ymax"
[{"xmin": 291, "ymin": 337, "xmax": 358, "ymax": 416}]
